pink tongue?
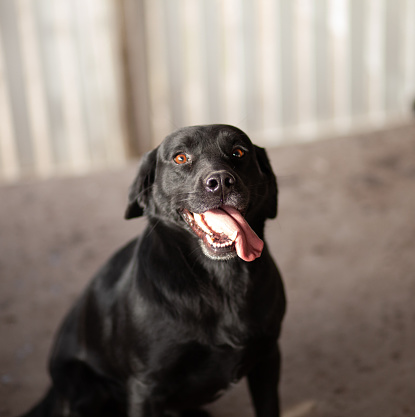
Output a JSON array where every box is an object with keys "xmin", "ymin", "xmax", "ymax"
[{"xmin": 202, "ymin": 206, "xmax": 264, "ymax": 262}]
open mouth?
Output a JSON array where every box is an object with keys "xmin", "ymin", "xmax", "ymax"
[
  {"xmin": 182, "ymin": 208, "xmax": 237, "ymax": 258},
  {"xmin": 181, "ymin": 206, "xmax": 264, "ymax": 262}
]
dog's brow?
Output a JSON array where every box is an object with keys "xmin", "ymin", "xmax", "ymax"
[
  {"xmin": 216, "ymin": 131, "xmax": 236, "ymax": 147},
  {"xmin": 177, "ymin": 134, "xmax": 199, "ymax": 147},
  {"xmin": 217, "ymin": 131, "xmax": 250, "ymax": 150}
]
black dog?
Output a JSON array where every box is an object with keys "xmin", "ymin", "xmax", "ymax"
[{"xmin": 21, "ymin": 125, "xmax": 286, "ymax": 417}]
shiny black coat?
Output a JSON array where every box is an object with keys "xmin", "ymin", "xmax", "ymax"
[{"xmin": 21, "ymin": 125, "xmax": 286, "ymax": 417}]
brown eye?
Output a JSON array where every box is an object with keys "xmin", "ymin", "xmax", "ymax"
[
  {"xmin": 232, "ymin": 148, "xmax": 245, "ymax": 158},
  {"xmin": 174, "ymin": 153, "xmax": 188, "ymax": 164}
]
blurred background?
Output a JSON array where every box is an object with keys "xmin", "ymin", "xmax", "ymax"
[
  {"xmin": 1, "ymin": 1, "xmax": 415, "ymax": 417},
  {"xmin": 0, "ymin": 0, "xmax": 414, "ymax": 183}
]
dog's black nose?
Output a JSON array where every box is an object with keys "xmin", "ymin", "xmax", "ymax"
[{"xmin": 205, "ymin": 171, "xmax": 236, "ymax": 193}]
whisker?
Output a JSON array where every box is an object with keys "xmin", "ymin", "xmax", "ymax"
[
  {"xmin": 144, "ymin": 218, "xmax": 162, "ymax": 239},
  {"xmin": 131, "ymin": 185, "xmax": 153, "ymax": 199}
]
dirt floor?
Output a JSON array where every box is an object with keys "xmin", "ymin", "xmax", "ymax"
[{"xmin": 1, "ymin": 123, "xmax": 415, "ymax": 417}]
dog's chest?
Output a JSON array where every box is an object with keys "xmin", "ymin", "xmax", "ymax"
[
  {"xmin": 146, "ymin": 336, "xmax": 250, "ymax": 409},
  {"xmin": 142, "ymin": 303, "xmax": 266, "ymax": 409},
  {"xmin": 134, "ymin": 255, "xmax": 273, "ymax": 406}
]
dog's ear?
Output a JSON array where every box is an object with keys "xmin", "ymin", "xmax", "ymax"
[
  {"xmin": 254, "ymin": 145, "xmax": 278, "ymax": 219},
  {"xmin": 125, "ymin": 147, "xmax": 158, "ymax": 219}
]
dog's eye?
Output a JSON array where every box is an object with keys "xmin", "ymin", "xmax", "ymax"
[
  {"xmin": 174, "ymin": 153, "xmax": 189, "ymax": 164},
  {"xmin": 232, "ymin": 148, "xmax": 245, "ymax": 158}
]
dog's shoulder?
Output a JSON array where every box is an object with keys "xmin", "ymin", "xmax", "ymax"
[{"xmin": 92, "ymin": 237, "xmax": 140, "ymax": 291}]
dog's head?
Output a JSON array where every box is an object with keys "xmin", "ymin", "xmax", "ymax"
[{"xmin": 125, "ymin": 125, "xmax": 277, "ymax": 262}]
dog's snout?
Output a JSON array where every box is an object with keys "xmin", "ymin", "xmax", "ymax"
[{"xmin": 205, "ymin": 171, "xmax": 236, "ymax": 193}]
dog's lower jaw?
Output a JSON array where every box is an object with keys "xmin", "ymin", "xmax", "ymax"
[{"xmin": 199, "ymin": 239, "xmax": 238, "ymax": 261}]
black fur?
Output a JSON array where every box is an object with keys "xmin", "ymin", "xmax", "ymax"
[{"xmin": 21, "ymin": 125, "xmax": 286, "ymax": 417}]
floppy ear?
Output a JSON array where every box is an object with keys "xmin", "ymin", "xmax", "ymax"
[
  {"xmin": 254, "ymin": 145, "xmax": 278, "ymax": 219},
  {"xmin": 125, "ymin": 147, "xmax": 158, "ymax": 219}
]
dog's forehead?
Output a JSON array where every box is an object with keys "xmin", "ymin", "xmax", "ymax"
[{"xmin": 159, "ymin": 125, "xmax": 252, "ymax": 157}]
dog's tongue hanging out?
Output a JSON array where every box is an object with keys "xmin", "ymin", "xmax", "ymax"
[{"xmin": 202, "ymin": 206, "xmax": 264, "ymax": 262}]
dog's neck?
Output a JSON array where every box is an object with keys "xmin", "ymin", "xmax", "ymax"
[{"xmin": 131, "ymin": 217, "xmax": 253, "ymax": 346}]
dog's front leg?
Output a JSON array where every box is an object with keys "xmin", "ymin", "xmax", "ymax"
[
  {"xmin": 247, "ymin": 345, "xmax": 281, "ymax": 417},
  {"xmin": 128, "ymin": 378, "xmax": 164, "ymax": 417}
]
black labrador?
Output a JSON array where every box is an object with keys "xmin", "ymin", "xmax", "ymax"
[{"xmin": 21, "ymin": 125, "xmax": 286, "ymax": 417}]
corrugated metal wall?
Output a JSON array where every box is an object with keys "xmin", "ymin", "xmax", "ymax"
[
  {"xmin": 138, "ymin": 0, "xmax": 415, "ymax": 147},
  {"xmin": 1, "ymin": 0, "xmax": 415, "ymax": 182},
  {"xmin": 0, "ymin": 0, "xmax": 126, "ymax": 182}
]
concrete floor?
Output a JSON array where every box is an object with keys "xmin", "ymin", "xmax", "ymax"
[{"xmin": 1, "ymin": 123, "xmax": 415, "ymax": 417}]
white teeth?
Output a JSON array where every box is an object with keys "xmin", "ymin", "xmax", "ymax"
[
  {"xmin": 230, "ymin": 231, "xmax": 237, "ymax": 242},
  {"xmin": 210, "ymin": 240, "xmax": 233, "ymax": 249}
]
